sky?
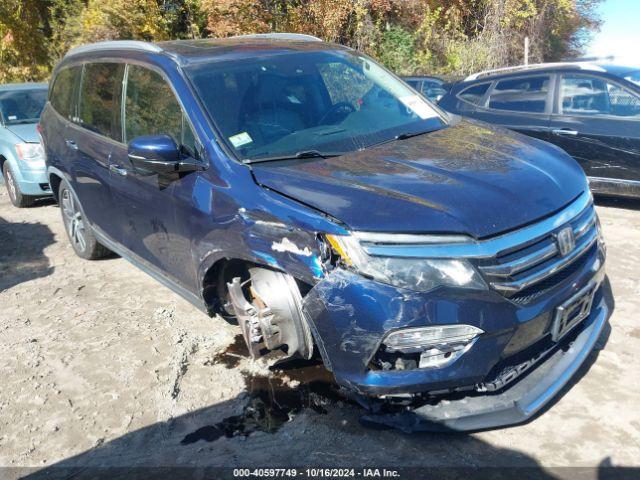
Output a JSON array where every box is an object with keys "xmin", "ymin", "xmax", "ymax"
[{"xmin": 587, "ymin": 0, "xmax": 640, "ymax": 62}]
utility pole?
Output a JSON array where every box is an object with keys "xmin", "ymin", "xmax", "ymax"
[{"xmin": 524, "ymin": 36, "xmax": 529, "ymax": 66}]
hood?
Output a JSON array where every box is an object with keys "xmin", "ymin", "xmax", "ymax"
[
  {"xmin": 4, "ymin": 123, "xmax": 39, "ymax": 143},
  {"xmin": 251, "ymin": 121, "xmax": 588, "ymax": 239}
]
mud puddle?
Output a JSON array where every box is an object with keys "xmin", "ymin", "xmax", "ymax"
[{"xmin": 182, "ymin": 337, "xmax": 345, "ymax": 444}]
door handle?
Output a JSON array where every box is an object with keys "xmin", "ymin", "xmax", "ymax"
[
  {"xmin": 65, "ymin": 139, "xmax": 78, "ymax": 150},
  {"xmin": 552, "ymin": 128, "xmax": 579, "ymax": 136},
  {"xmin": 109, "ymin": 164, "xmax": 128, "ymax": 177}
]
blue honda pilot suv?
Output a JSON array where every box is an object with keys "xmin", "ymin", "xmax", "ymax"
[{"xmin": 40, "ymin": 34, "xmax": 613, "ymax": 431}]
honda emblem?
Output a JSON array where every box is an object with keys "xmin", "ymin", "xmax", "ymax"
[{"xmin": 556, "ymin": 227, "xmax": 575, "ymax": 257}]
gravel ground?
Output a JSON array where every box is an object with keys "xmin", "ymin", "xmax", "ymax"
[{"xmin": 0, "ymin": 185, "xmax": 639, "ymax": 477}]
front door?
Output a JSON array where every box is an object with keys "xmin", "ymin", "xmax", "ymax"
[
  {"xmin": 109, "ymin": 64, "xmax": 202, "ymax": 291},
  {"xmin": 548, "ymin": 73, "xmax": 640, "ymax": 183}
]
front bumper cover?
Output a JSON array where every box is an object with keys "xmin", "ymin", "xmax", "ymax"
[{"xmin": 360, "ymin": 284, "xmax": 612, "ymax": 432}]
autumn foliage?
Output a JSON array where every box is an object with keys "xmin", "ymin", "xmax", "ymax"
[{"xmin": 0, "ymin": 0, "xmax": 602, "ymax": 83}]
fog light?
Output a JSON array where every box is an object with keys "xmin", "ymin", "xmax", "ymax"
[
  {"xmin": 383, "ymin": 325, "xmax": 483, "ymax": 352},
  {"xmin": 381, "ymin": 325, "xmax": 483, "ymax": 369}
]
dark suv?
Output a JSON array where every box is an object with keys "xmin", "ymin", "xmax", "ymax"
[
  {"xmin": 439, "ymin": 62, "xmax": 640, "ymax": 198},
  {"xmin": 40, "ymin": 36, "xmax": 612, "ymax": 431}
]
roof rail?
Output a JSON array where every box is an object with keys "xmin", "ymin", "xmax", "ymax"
[
  {"xmin": 232, "ymin": 33, "xmax": 322, "ymax": 42},
  {"xmin": 464, "ymin": 62, "xmax": 605, "ymax": 81},
  {"xmin": 65, "ymin": 40, "xmax": 163, "ymax": 58}
]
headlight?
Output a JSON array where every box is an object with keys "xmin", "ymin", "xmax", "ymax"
[
  {"xmin": 15, "ymin": 143, "xmax": 44, "ymax": 163},
  {"xmin": 325, "ymin": 233, "xmax": 487, "ymax": 292}
]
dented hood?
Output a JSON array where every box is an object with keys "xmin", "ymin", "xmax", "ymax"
[{"xmin": 251, "ymin": 121, "xmax": 587, "ymax": 239}]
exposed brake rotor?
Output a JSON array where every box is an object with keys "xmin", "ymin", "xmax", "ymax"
[{"xmin": 226, "ymin": 268, "xmax": 313, "ymax": 360}]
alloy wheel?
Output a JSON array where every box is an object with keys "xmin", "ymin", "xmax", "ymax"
[{"xmin": 61, "ymin": 188, "xmax": 87, "ymax": 252}]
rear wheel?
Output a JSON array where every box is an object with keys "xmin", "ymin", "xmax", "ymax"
[
  {"xmin": 3, "ymin": 163, "xmax": 36, "ymax": 208},
  {"xmin": 59, "ymin": 179, "xmax": 111, "ymax": 260}
]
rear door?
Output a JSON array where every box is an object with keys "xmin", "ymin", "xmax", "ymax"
[
  {"xmin": 469, "ymin": 74, "xmax": 553, "ymax": 142},
  {"xmin": 43, "ymin": 65, "xmax": 82, "ymax": 176},
  {"xmin": 109, "ymin": 63, "xmax": 202, "ymax": 290},
  {"xmin": 66, "ymin": 62, "xmax": 124, "ymax": 240},
  {"xmin": 548, "ymin": 73, "xmax": 640, "ymax": 182}
]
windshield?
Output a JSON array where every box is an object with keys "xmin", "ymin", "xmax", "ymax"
[
  {"xmin": 624, "ymin": 70, "xmax": 640, "ymax": 87},
  {"xmin": 0, "ymin": 88, "xmax": 48, "ymax": 125},
  {"xmin": 186, "ymin": 50, "xmax": 446, "ymax": 161}
]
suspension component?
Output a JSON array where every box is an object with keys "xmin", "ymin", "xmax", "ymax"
[{"xmin": 226, "ymin": 268, "xmax": 313, "ymax": 360}]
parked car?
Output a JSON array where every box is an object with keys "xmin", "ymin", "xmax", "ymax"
[
  {"xmin": 403, "ymin": 75, "xmax": 448, "ymax": 103},
  {"xmin": 439, "ymin": 62, "xmax": 640, "ymax": 198},
  {"xmin": 40, "ymin": 36, "xmax": 612, "ymax": 431},
  {"xmin": 0, "ymin": 83, "xmax": 50, "ymax": 207}
]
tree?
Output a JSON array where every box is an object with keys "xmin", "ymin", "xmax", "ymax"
[{"xmin": 0, "ymin": 0, "xmax": 603, "ymax": 83}]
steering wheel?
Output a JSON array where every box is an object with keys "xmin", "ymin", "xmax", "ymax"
[{"xmin": 318, "ymin": 102, "xmax": 356, "ymax": 125}]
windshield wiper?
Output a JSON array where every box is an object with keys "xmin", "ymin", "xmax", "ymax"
[
  {"xmin": 364, "ymin": 127, "xmax": 440, "ymax": 150},
  {"xmin": 244, "ymin": 150, "xmax": 343, "ymax": 164}
]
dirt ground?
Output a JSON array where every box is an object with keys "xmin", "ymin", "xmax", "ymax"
[{"xmin": 0, "ymin": 183, "xmax": 639, "ymax": 477}]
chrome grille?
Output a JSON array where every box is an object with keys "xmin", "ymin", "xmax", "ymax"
[{"xmin": 478, "ymin": 204, "xmax": 598, "ymax": 295}]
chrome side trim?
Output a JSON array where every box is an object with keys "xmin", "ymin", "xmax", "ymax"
[
  {"xmin": 361, "ymin": 192, "xmax": 592, "ymax": 259},
  {"xmin": 65, "ymin": 41, "xmax": 163, "ymax": 58},
  {"xmin": 588, "ymin": 176, "xmax": 640, "ymax": 198}
]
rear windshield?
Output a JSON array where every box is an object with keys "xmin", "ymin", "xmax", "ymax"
[
  {"xmin": 185, "ymin": 50, "xmax": 446, "ymax": 161},
  {"xmin": 0, "ymin": 88, "xmax": 48, "ymax": 125}
]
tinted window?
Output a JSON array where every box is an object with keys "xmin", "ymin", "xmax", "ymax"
[
  {"xmin": 186, "ymin": 50, "xmax": 444, "ymax": 161},
  {"xmin": 488, "ymin": 76, "xmax": 549, "ymax": 113},
  {"xmin": 420, "ymin": 79, "xmax": 446, "ymax": 102},
  {"xmin": 0, "ymin": 88, "xmax": 47, "ymax": 125},
  {"xmin": 458, "ymin": 83, "xmax": 490, "ymax": 106},
  {"xmin": 560, "ymin": 75, "xmax": 640, "ymax": 118},
  {"xmin": 125, "ymin": 65, "xmax": 182, "ymax": 143},
  {"xmin": 50, "ymin": 67, "xmax": 80, "ymax": 119},
  {"xmin": 78, "ymin": 63, "xmax": 123, "ymax": 139}
]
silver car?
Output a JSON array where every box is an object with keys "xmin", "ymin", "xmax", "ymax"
[{"xmin": 0, "ymin": 82, "xmax": 50, "ymax": 207}]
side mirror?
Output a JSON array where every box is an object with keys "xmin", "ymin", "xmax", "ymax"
[{"xmin": 128, "ymin": 134, "xmax": 199, "ymax": 175}]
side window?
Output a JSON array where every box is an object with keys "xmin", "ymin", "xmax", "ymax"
[
  {"xmin": 50, "ymin": 66, "xmax": 81, "ymax": 119},
  {"xmin": 78, "ymin": 63, "xmax": 124, "ymax": 140},
  {"xmin": 125, "ymin": 65, "xmax": 182, "ymax": 144},
  {"xmin": 488, "ymin": 76, "xmax": 550, "ymax": 113},
  {"xmin": 458, "ymin": 83, "xmax": 490, "ymax": 106},
  {"xmin": 125, "ymin": 65, "xmax": 198, "ymax": 157},
  {"xmin": 421, "ymin": 80, "xmax": 446, "ymax": 102},
  {"xmin": 560, "ymin": 75, "xmax": 640, "ymax": 117},
  {"xmin": 608, "ymin": 82, "xmax": 640, "ymax": 117}
]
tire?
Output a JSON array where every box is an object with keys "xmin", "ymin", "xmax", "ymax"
[
  {"xmin": 3, "ymin": 163, "xmax": 36, "ymax": 208},
  {"xmin": 58, "ymin": 179, "xmax": 111, "ymax": 260}
]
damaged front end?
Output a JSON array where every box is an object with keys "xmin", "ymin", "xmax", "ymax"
[{"xmin": 224, "ymin": 192, "xmax": 613, "ymax": 431}]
